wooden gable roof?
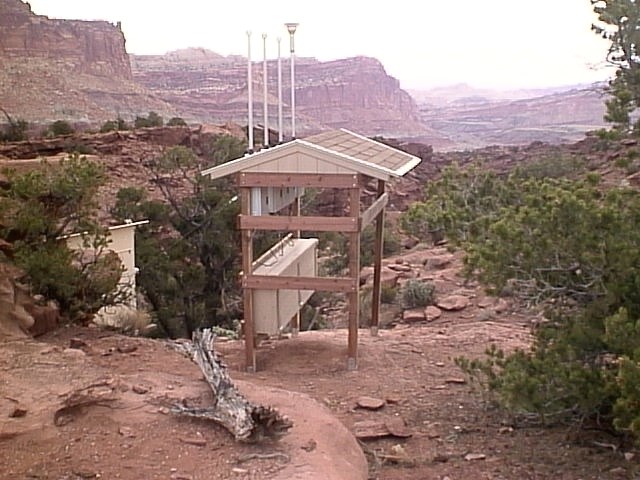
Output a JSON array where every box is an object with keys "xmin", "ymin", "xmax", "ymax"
[{"xmin": 200, "ymin": 129, "xmax": 421, "ymax": 182}]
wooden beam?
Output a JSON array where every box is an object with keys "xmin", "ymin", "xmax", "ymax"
[
  {"xmin": 243, "ymin": 275, "xmax": 357, "ymax": 293},
  {"xmin": 371, "ymin": 180, "xmax": 386, "ymax": 336},
  {"xmin": 239, "ymin": 172, "xmax": 359, "ymax": 188},
  {"xmin": 292, "ymin": 195, "xmax": 302, "ymax": 336},
  {"xmin": 239, "ymin": 214, "xmax": 358, "ymax": 232},
  {"xmin": 240, "ymin": 187, "xmax": 256, "ymax": 373},
  {"xmin": 360, "ymin": 192, "xmax": 389, "ymax": 229},
  {"xmin": 347, "ymin": 186, "xmax": 361, "ymax": 371}
]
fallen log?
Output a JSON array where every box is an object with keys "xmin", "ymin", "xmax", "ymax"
[{"xmin": 171, "ymin": 328, "xmax": 292, "ymax": 442}]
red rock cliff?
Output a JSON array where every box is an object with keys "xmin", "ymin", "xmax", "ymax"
[
  {"xmin": 0, "ymin": 0, "xmax": 132, "ymax": 79},
  {"xmin": 132, "ymin": 51, "xmax": 434, "ymax": 138}
]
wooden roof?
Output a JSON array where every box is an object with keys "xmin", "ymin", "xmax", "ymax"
[{"xmin": 200, "ymin": 129, "xmax": 421, "ymax": 182}]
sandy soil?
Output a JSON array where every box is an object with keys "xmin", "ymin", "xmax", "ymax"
[
  {"xmin": 1, "ymin": 246, "xmax": 638, "ymax": 479},
  {"xmin": 2, "ymin": 320, "xmax": 636, "ymax": 479}
]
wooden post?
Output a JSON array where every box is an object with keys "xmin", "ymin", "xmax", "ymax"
[
  {"xmin": 240, "ymin": 187, "xmax": 256, "ymax": 372},
  {"xmin": 292, "ymin": 194, "xmax": 302, "ymax": 337},
  {"xmin": 370, "ymin": 180, "xmax": 386, "ymax": 336},
  {"xmin": 347, "ymin": 185, "xmax": 361, "ymax": 371}
]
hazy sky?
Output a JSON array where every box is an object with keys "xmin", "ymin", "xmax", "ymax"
[{"xmin": 27, "ymin": 0, "xmax": 612, "ymax": 90}]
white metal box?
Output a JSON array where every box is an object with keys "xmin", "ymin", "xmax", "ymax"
[
  {"xmin": 252, "ymin": 237, "xmax": 318, "ymax": 335},
  {"xmin": 251, "ymin": 187, "xmax": 305, "ymax": 215}
]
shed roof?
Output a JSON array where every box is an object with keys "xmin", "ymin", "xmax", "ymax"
[{"xmin": 200, "ymin": 129, "xmax": 421, "ymax": 182}]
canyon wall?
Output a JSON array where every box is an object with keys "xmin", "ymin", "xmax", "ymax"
[{"xmin": 0, "ymin": 0, "xmax": 174, "ymax": 123}]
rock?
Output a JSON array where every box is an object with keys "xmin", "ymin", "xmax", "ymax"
[
  {"xmin": 475, "ymin": 310, "xmax": 494, "ymax": 322},
  {"xmin": 62, "ymin": 348, "xmax": 86, "ymax": 358},
  {"xmin": 390, "ymin": 444, "xmax": 407, "ymax": 457},
  {"xmin": 180, "ymin": 437, "xmax": 207, "ymax": 447},
  {"xmin": 380, "ymin": 268, "xmax": 400, "ymax": 288},
  {"xmin": 132, "ymin": 384, "xmax": 150, "ymax": 395},
  {"xmin": 170, "ymin": 474, "xmax": 193, "ymax": 480},
  {"xmin": 432, "ymin": 453, "xmax": 450, "ymax": 463},
  {"xmin": 9, "ymin": 407, "xmax": 27, "ymax": 418},
  {"xmin": 387, "ymin": 264, "xmax": 412, "ymax": 273},
  {"xmin": 424, "ymin": 306, "xmax": 442, "ymax": 322},
  {"xmin": 0, "ymin": 0, "xmax": 176, "ymax": 124},
  {"xmin": 494, "ymin": 298, "xmax": 509, "ymax": 314},
  {"xmin": 359, "ymin": 267, "xmax": 374, "ymax": 285},
  {"xmin": 301, "ymin": 439, "xmax": 317, "ymax": 452},
  {"xmin": 385, "ymin": 417, "xmax": 412, "ymax": 438},
  {"xmin": 356, "ymin": 396, "xmax": 385, "ymax": 410},
  {"xmin": 117, "ymin": 343, "xmax": 138, "ymax": 354},
  {"xmin": 0, "ymin": 0, "xmax": 131, "ymax": 78},
  {"xmin": 477, "ymin": 298, "xmax": 494, "ymax": 308},
  {"xmin": 445, "ymin": 378, "xmax": 467, "ymax": 385},
  {"xmin": 132, "ymin": 54, "xmax": 429, "ymax": 139},
  {"xmin": 26, "ymin": 302, "xmax": 60, "ymax": 336},
  {"xmin": 609, "ymin": 467, "xmax": 627, "ymax": 477},
  {"xmin": 436, "ymin": 295, "xmax": 470, "ymax": 311},
  {"xmin": 624, "ymin": 452, "xmax": 635, "ymax": 461},
  {"xmin": 402, "ymin": 309, "xmax": 425, "ymax": 323},
  {"xmin": 118, "ymin": 426, "xmax": 135, "ymax": 438},
  {"xmin": 464, "ymin": 453, "xmax": 486, "ymax": 461},
  {"xmin": 353, "ymin": 417, "xmax": 411, "ymax": 440},
  {"xmin": 424, "ymin": 254, "xmax": 455, "ymax": 270},
  {"xmin": 401, "ymin": 237, "xmax": 419, "ymax": 249},
  {"xmin": 69, "ymin": 338, "xmax": 88, "ymax": 350}
]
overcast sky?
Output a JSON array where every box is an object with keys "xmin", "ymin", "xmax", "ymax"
[{"xmin": 27, "ymin": 0, "xmax": 612, "ymax": 90}]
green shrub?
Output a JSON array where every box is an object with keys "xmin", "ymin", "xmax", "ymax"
[
  {"xmin": 65, "ymin": 143, "xmax": 95, "ymax": 155},
  {"xmin": 594, "ymin": 128, "xmax": 623, "ymax": 141},
  {"xmin": 0, "ymin": 155, "xmax": 124, "ymax": 322},
  {"xmin": 615, "ymin": 156, "xmax": 632, "ymax": 169},
  {"xmin": 49, "ymin": 120, "xmax": 74, "ymax": 137},
  {"xmin": 319, "ymin": 225, "xmax": 403, "ymax": 275},
  {"xmin": 380, "ymin": 284, "xmax": 397, "ymax": 304},
  {"xmin": 0, "ymin": 118, "xmax": 28, "ymax": 142},
  {"xmin": 100, "ymin": 118, "xmax": 129, "ymax": 133},
  {"xmin": 134, "ymin": 111, "xmax": 164, "ymax": 128},
  {"xmin": 514, "ymin": 154, "xmax": 585, "ymax": 179},
  {"xmin": 399, "ymin": 279, "xmax": 435, "ymax": 309},
  {"xmin": 167, "ymin": 117, "xmax": 187, "ymax": 127},
  {"xmin": 437, "ymin": 165, "xmax": 640, "ymax": 443}
]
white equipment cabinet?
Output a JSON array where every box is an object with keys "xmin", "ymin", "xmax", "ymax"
[
  {"xmin": 251, "ymin": 186, "xmax": 304, "ymax": 215},
  {"xmin": 251, "ymin": 236, "xmax": 318, "ymax": 335}
]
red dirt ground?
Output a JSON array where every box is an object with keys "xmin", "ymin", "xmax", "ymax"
[{"xmin": 1, "ymin": 245, "xmax": 638, "ymax": 479}]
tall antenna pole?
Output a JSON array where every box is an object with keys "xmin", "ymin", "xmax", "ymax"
[
  {"xmin": 262, "ymin": 33, "xmax": 269, "ymax": 147},
  {"xmin": 246, "ymin": 31, "xmax": 254, "ymax": 152},
  {"xmin": 277, "ymin": 37, "xmax": 283, "ymax": 143},
  {"xmin": 285, "ymin": 23, "xmax": 298, "ymax": 138}
]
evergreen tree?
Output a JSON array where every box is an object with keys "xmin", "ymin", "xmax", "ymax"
[{"xmin": 592, "ymin": 0, "xmax": 640, "ymax": 131}]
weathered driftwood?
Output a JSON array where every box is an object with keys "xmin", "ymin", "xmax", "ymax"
[{"xmin": 171, "ymin": 328, "xmax": 292, "ymax": 442}]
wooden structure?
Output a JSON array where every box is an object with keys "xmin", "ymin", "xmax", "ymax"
[{"xmin": 201, "ymin": 129, "xmax": 421, "ymax": 372}]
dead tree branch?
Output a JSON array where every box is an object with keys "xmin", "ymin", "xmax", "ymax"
[{"xmin": 171, "ymin": 328, "xmax": 292, "ymax": 442}]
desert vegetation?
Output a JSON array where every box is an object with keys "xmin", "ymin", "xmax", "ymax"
[{"xmin": 0, "ymin": 155, "xmax": 124, "ymax": 322}]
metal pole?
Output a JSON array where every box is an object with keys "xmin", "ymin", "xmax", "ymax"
[
  {"xmin": 277, "ymin": 37, "xmax": 283, "ymax": 143},
  {"xmin": 285, "ymin": 23, "xmax": 298, "ymax": 139},
  {"xmin": 262, "ymin": 33, "xmax": 269, "ymax": 147},
  {"xmin": 291, "ymin": 45, "xmax": 295, "ymax": 138},
  {"xmin": 247, "ymin": 31, "xmax": 254, "ymax": 152}
]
